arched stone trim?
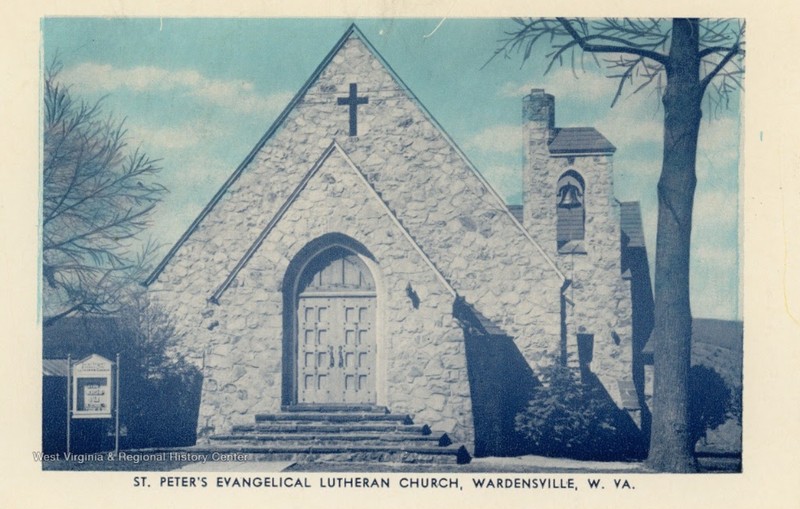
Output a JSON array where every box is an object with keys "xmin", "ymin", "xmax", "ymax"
[
  {"xmin": 556, "ymin": 169, "xmax": 586, "ymax": 249},
  {"xmin": 281, "ymin": 233, "xmax": 386, "ymax": 406}
]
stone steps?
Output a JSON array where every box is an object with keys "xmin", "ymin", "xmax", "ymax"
[
  {"xmin": 210, "ymin": 431, "xmax": 452, "ymax": 447},
  {"xmin": 281, "ymin": 404, "xmax": 389, "ymax": 413},
  {"xmin": 169, "ymin": 444, "xmax": 471, "ymax": 465},
  {"xmin": 232, "ymin": 422, "xmax": 430, "ymax": 434},
  {"xmin": 255, "ymin": 412, "xmax": 413, "ymax": 424},
  {"xmin": 197, "ymin": 408, "xmax": 471, "ymax": 464}
]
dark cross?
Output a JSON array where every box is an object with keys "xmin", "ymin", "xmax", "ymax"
[{"xmin": 337, "ymin": 83, "xmax": 369, "ymax": 136}]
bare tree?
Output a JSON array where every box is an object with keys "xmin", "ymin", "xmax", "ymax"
[
  {"xmin": 42, "ymin": 61, "xmax": 166, "ymax": 327},
  {"xmin": 490, "ymin": 18, "xmax": 744, "ymax": 472}
]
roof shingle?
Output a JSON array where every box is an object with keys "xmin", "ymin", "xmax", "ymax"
[
  {"xmin": 619, "ymin": 201, "xmax": 645, "ymax": 248},
  {"xmin": 549, "ymin": 127, "xmax": 616, "ymax": 154}
]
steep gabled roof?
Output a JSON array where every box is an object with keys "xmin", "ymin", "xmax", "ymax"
[
  {"xmin": 620, "ymin": 201, "xmax": 645, "ymax": 248},
  {"xmin": 549, "ymin": 127, "xmax": 616, "ymax": 155},
  {"xmin": 145, "ymin": 23, "xmax": 564, "ymax": 287},
  {"xmin": 210, "ymin": 141, "xmax": 458, "ymax": 303},
  {"xmin": 144, "ymin": 25, "xmax": 364, "ymax": 286}
]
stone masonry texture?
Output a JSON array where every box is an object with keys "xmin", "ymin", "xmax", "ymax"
[{"xmin": 148, "ymin": 31, "xmax": 641, "ymax": 452}]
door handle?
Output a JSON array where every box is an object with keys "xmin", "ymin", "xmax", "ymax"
[
  {"xmin": 338, "ymin": 346, "xmax": 344, "ymax": 368},
  {"xmin": 328, "ymin": 345, "xmax": 334, "ymax": 368}
]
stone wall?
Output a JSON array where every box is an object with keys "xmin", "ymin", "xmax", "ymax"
[
  {"xmin": 150, "ymin": 34, "xmax": 564, "ymax": 381},
  {"xmin": 522, "ymin": 89, "xmax": 636, "ymax": 413},
  {"xmin": 152, "ymin": 149, "xmax": 475, "ymax": 445},
  {"xmin": 147, "ymin": 33, "xmax": 603, "ymax": 450},
  {"xmin": 559, "ymin": 155, "xmax": 634, "ymax": 412}
]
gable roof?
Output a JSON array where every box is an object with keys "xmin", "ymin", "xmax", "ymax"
[
  {"xmin": 43, "ymin": 359, "xmax": 69, "ymax": 377},
  {"xmin": 507, "ymin": 204, "xmax": 523, "ymax": 223},
  {"xmin": 549, "ymin": 127, "xmax": 616, "ymax": 155},
  {"xmin": 145, "ymin": 24, "xmax": 564, "ymax": 287},
  {"xmin": 210, "ymin": 141, "xmax": 458, "ymax": 303},
  {"xmin": 620, "ymin": 201, "xmax": 646, "ymax": 248}
]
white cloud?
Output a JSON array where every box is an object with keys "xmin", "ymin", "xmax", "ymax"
[
  {"xmin": 464, "ymin": 124, "xmax": 523, "ymax": 154},
  {"xmin": 598, "ymin": 116, "xmax": 663, "ymax": 148},
  {"xmin": 481, "ymin": 164, "xmax": 522, "ymax": 203},
  {"xmin": 501, "ymin": 68, "xmax": 665, "ymax": 149},
  {"xmin": 61, "ymin": 62, "xmax": 292, "ymax": 116},
  {"xmin": 127, "ymin": 122, "xmax": 224, "ymax": 151},
  {"xmin": 697, "ymin": 114, "xmax": 742, "ymax": 176},
  {"xmin": 692, "ymin": 243, "xmax": 739, "ymax": 268},
  {"xmin": 693, "ymin": 188, "xmax": 740, "ymax": 231},
  {"xmin": 501, "ymin": 68, "xmax": 616, "ymax": 102},
  {"xmin": 690, "ymin": 243, "xmax": 741, "ymax": 319}
]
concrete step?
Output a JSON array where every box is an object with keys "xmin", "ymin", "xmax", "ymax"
[
  {"xmin": 231, "ymin": 423, "xmax": 431, "ymax": 435},
  {"xmin": 209, "ymin": 431, "xmax": 452, "ymax": 447},
  {"xmin": 255, "ymin": 412, "xmax": 413, "ymax": 424},
  {"xmin": 197, "ymin": 407, "xmax": 471, "ymax": 465},
  {"xmin": 162, "ymin": 444, "xmax": 471, "ymax": 465},
  {"xmin": 281, "ymin": 404, "xmax": 389, "ymax": 414}
]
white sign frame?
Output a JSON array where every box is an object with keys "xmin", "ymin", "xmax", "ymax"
[{"xmin": 71, "ymin": 354, "xmax": 114, "ymax": 419}]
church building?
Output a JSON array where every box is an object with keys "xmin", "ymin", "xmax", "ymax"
[{"xmin": 144, "ymin": 25, "xmax": 652, "ymax": 460}]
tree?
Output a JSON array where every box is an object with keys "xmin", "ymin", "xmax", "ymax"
[
  {"xmin": 490, "ymin": 18, "xmax": 744, "ymax": 471},
  {"xmin": 43, "ymin": 61, "xmax": 166, "ymax": 326}
]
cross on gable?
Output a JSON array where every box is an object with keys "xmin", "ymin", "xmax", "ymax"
[{"xmin": 337, "ymin": 83, "xmax": 369, "ymax": 136}]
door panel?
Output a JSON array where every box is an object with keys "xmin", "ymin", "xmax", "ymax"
[
  {"xmin": 297, "ymin": 295, "xmax": 376, "ymax": 404},
  {"xmin": 295, "ymin": 248, "xmax": 377, "ymax": 405}
]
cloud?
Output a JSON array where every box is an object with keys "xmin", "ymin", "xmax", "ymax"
[
  {"xmin": 481, "ymin": 164, "xmax": 522, "ymax": 203},
  {"xmin": 697, "ymin": 114, "xmax": 742, "ymax": 176},
  {"xmin": 598, "ymin": 116, "xmax": 663, "ymax": 148},
  {"xmin": 126, "ymin": 122, "xmax": 226, "ymax": 151},
  {"xmin": 463, "ymin": 124, "xmax": 522, "ymax": 154},
  {"xmin": 500, "ymin": 68, "xmax": 616, "ymax": 102},
  {"xmin": 60, "ymin": 62, "xmax": 292, "ymax": 116},
  {"xmin": 693, "ymin": 188, "xmax": 740, "ymax": 231},
  {"xmin": 501, "ymin": 68, "xmax": 665, "ymax": 149}
]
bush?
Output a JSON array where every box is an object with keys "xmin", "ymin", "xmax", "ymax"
[
  {"xmin": 116, "ymin": 296, "xmax": 203, "ymax": 448},
  {"xmin": 514, "ymin": 365, "xmax": 626, "ymax": 460},
  {"xmin": 688, "ymin": 365, "xmax": 734, "ymax": 447}
]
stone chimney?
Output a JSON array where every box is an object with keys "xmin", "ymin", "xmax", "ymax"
[
  {"xmin": 522, "ymin": 88, "xmax": 555, "ymax": 140},
  {"xmin": 522, "ymin": 89, "xmax": 558, "ymax": 256}
]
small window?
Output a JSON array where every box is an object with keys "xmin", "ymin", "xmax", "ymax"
[
  {"xmin": 577, "ymin": 333, "xmax": 594, "ymax": 379},
  {"xmin": 556, "ymin": 170, "xmax": 585, "ymax": 250}
]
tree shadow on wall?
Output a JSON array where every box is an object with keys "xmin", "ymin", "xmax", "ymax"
[{"xmin": 463, "ymin": 331, "xmax": 542, "ymax": 457}]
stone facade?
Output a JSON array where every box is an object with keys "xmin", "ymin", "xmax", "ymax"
[
  {"xmin": 523, "ymin": 90, "xmax": 636, "ymax": 415},
  {"xmin": 146, "ymin": 26, "xmax": 649, "ymax": 455}
]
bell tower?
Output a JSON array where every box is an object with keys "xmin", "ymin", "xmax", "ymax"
[{"xmin": 522, "ymin": 89, "xmax": 638, "ymax": 421}]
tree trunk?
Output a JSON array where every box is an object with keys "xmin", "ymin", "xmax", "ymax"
[{"xmin": 646, "ymin": 18, "xmax": 703, "ymax": 473}]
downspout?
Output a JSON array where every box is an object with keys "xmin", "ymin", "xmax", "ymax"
[{"xmin": 560, "ymin": 278, "xmax": 573, "ymax": 366}]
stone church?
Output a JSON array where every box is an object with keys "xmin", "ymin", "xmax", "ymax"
[{"xmin": 144, "ymin": 25, "xmax": 653, "ymax": 460}]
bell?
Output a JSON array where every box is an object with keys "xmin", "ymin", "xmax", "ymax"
[{"xmin": 557, "ymin": 182, "xmax": 583, "ymax": 209}]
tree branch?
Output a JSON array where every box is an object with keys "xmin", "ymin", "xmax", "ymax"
[
  {"xmin": 700, "ymin": 44, "xmax": 743, "ymax": 92},
  {"xmin": 556, "ymin": 18, "xmax": 670, "ymax": 68}
]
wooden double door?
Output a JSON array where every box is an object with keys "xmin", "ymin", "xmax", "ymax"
[{"xmin": 296, "ymin": 248, "xmax": 376, "ymax": 405}]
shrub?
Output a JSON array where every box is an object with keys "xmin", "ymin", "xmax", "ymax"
[
  {"xmin": 688, "ymin": 365, "xmax": 734, "ymax": 447},
  {"xmin": 514, "ymin": 365, "xmax": 626, "ymax": 460}
]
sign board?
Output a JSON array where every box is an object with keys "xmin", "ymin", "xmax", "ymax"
[{"xmin": 72, "ymin": 354, "xmax": 113, "ymax": 419}]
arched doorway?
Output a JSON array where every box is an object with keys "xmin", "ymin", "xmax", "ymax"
[{"xmin": 293, "ymin": 246, "xmax": 377, "ymax": 405}]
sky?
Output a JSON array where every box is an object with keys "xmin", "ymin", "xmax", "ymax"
[{"xmin": 41, "ymin": 18, "xmax": 742, "ymax": 320}]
